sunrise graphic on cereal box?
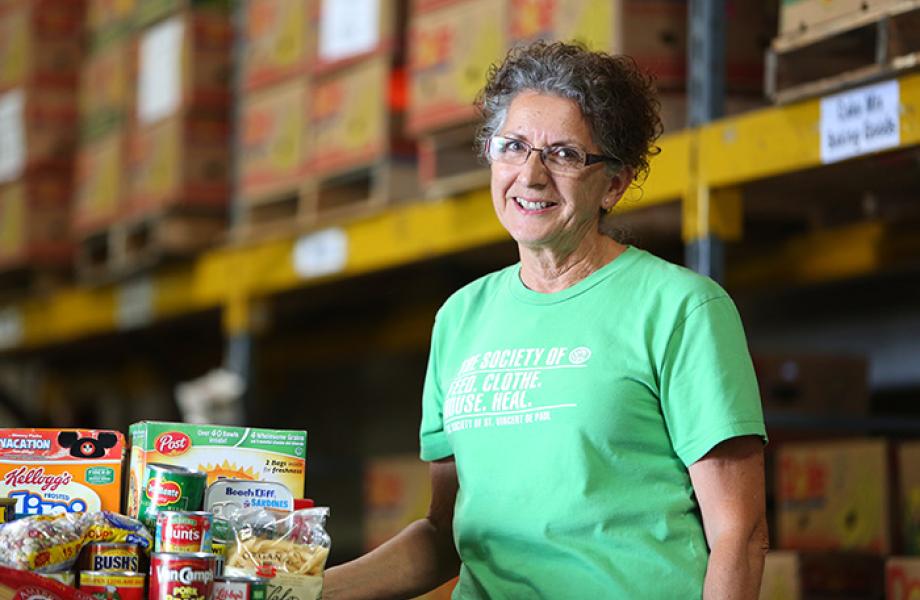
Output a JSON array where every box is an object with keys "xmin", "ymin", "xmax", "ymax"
[{"xmin": 126, "ymin": 421, "xmax": 306, "ymax": 518}]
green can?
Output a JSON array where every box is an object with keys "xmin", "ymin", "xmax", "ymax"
[{"xmin": 138, "ymin": 463, "xmax": 207, "ymax": 531}]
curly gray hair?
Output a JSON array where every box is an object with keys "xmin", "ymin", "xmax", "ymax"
[{"xmin": 475, "ymin": 41, "xmax": 662, "ymax": 182}]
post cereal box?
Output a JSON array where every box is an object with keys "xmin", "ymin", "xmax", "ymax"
[
  {"xmin": 0, "ymin": 429, "xmax": 124, "ymax": 518},
  {"xmin": 887, "ymin": 557, "xmax": 920, "ymax": 600},
  {"xmin": 776, "ymin": 439, "xmax": 891, "ymax": 554},
  {"xmin": 126, "ymin": 421, "xmax": 306, "ymax": 519}
]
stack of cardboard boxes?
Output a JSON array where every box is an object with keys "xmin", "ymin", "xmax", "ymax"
[
  {"xmin": 237, "ymin": 0, "xmax": 312, "ymax": 237},
  {"xmin": 304, "ymin": 0, "xmax": 417, "ymax": 223},
  {"xmin": 0, "ymin": 0, "xmax": 83, "ymax": 283},
  {"xmin": 75, "ymin": 0, "xmax": 232, "ymax": 280}
]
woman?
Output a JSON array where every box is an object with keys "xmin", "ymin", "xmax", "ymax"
[{"xmin": 325, "ymin": 42, "xmax": 768, "ymax": 599}]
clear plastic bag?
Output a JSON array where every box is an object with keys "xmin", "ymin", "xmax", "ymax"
[
  {"xmin": 224, "ymin": 506, "xmax": 331, "ymax": 577},
  {"xmin": 0, "ymin": 511, "xmax": 151, "ymax": 572}
]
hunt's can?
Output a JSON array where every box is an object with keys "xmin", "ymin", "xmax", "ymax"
[
  {"xmin": 81, "ymin": 542, "xmax": 141, "ymax": 572},
  {"xmin": 80, "ymin": 571, "xmax": 145, "ymax": 600},
  {"xmin": 155, "ymin": 510, "xmax": 213, "ymax": 553},
  {"xmin": 138, "ymin": 463, "xmax": 206, "ymax": 530},
  {"xmin": 213, "ymin": 576, "xmax": 268, "ymax": 600},
  {"xmin": 149, "ymin": 552, "xmax": 215, "ymax": 600}
]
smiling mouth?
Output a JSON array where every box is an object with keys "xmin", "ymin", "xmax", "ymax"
[{"xmin": 513, "ymin": 197, "xmax": 557, "ymax": 211}]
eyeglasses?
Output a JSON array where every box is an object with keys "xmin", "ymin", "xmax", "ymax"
[{"xmin": 487, "ymin": 135, "xmax": 621, "ymax": 175}]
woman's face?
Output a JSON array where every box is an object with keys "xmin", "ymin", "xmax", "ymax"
[{"xmin": 490, "ymin": 91, "xmax": 624, "ymax": 255}]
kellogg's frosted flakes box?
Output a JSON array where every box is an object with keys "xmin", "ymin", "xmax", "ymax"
[
  {"xmin": 126, "ymin": 421, "xmax": 306, "ymax": 518},
  {"xmin": 0, "ymin": 429, "xmax": 124, "ymax": 517}
]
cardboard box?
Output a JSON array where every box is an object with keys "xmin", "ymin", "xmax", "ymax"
[
  {"xmin": 898, "ymin": 442, "xmax": 920, "ymax": 555},
  {"xmin": 408, "ymin": 0, "xmax": 509, "ymax": 133},
  {"xmin": 240, "ymin": 79, "xmax": 306, "ymax": 202},
  {"xmin": 74, "ymin": 133, "xmax": 125, "ymax": 233},
  {"xmin": 759, "ymin": 551, "xmax": 801, "ymax": 600},
  {"xmin": 887, "ymin": 557, "xmax": 920, "ymax": 600},
  {"xmin": 79, "ymin": 40, "xmax": 132, "ymax": 142},
  {"xmin": 779, "ymin": 0, "xmax": 898, "ymax": 36},
  {"xmin": 313, "ymin": 0, "xmax": 403, "ymax": 72},
  {"xmin": 0, "ymin": 169, "xmax": 72, "ymax": 270},
  {"xmin": 0, "ymin": 0, "xmax": 83, "ymax": 90},
  {"xmin": 309, "ymin": 56, "xmax": 392, "ymax": 175},
  {"xmin": 776, "ymin": 439, "xmax": 891, "ymax": 554},
  {"xmin": 243, "ymin": 0, "xmax": 311, "ymax": 89},
  {"xmin": 133, "ymin": 9, "xmax": 232, "ymax": 129},
  {"xmin": 126, "ymin": 112, "xmax": 229, "ymax": 214},
  {"xmin": 126, "ymin": 421, "xmax": 307, "ymax": 519},
  {"xmin": 753, "ymin": 354, "xmax": 869, "ymax": 417},
  {"xmin": 0, "ymin": 428, "xmax": 124, "ymax": 517},
  {"xmin": 363, "ymin": 454, "xmax": 457, "ymax": 600}
]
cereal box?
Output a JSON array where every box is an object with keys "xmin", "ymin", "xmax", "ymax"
[
  {"xmin": 776, "ymin": 439, "xmax": 891, "ymax": 554},
  {"xmin": 126, "ymin": 421, "xmax": 307, "ymax": 519},
  {"xmin": 0, "ymin": 429, "xmax": 125, "ymax": 518},
  {"xmin": 898, "ymin": 441, "xmax": 920, "ymax": 555}
]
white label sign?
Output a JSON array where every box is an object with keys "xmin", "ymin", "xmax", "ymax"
[
  {"xmin": 319, "ymin": 0, "xmax": 380, "ymax": 62},
  {"xmin": 293, "ymin": 228, "xmax": 348, "ymax": 278},
  {"xmin": 138, "ymin": 17, "xmax": 184, "ymax": 125},
  {"xmin": 0, "ymin": 307, "xmax": 23, "ymax": 350},
  {"xmin": 117, "ymin": 277, "xmax": 154, "ymax": 330},
  {"xmin": 0, "ymin": 90, "xmax": 25, "ymax": 183},
  {"xmin": 820, "ymin": 80, "xmax": 900, "ymax": 164}
]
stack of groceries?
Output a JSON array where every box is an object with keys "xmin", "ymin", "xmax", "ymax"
[{"xmin": 0, "ymin": 422, "xmax": 326, "ymax": 600}]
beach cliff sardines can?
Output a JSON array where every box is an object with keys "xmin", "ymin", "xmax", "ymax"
[
  {"xmin": 214, "ymin": 576, "xmax": 267, "ymax": 600},
  {"xmin": 149, "ymin": 552, "xmax": 215, "ymax": 600},
  {"xmin": 80, "ymin": 542, "xmax": 141, "ymax": 572},
  {"xmin": 138, "ymin": 463, "xmax": 206, "ymax": 530},
  {"xmin": 155, "ymin": 511, "xmax": 213, "ymax": 553}
]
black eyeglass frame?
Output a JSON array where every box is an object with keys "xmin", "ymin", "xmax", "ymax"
[{"xmin": 487, "ymin": 135, "xmax": 623, "ymax": 170}]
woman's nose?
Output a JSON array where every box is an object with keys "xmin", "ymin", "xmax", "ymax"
[{"xmin": 517, "ymin": 149, "xmax": 550, "ymax": 187}]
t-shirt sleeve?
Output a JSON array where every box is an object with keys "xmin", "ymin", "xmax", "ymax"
[
  {"xmin": 419, "ymin": 315, "xmax": 453, "ymax": 462},
  {"xmin": 659, "ymin": 295, "xmax": 767, "ymax": 467}
]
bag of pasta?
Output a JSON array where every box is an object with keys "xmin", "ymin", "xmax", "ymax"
[{"xmin": 224, "ymin": 506, "xmax": 330, "ymax": 600}]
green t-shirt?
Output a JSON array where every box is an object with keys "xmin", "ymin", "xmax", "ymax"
[{"xmin": 420, "ymin": 246, "xmax": 767, "ymax": 599}]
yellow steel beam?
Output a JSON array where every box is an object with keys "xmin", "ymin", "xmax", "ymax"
[{"xmin": 700, "ymin": 71, "xmax": 920, "ymax": 188}]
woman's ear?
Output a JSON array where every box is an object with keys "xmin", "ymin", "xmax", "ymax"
[{"xmin": 604, "ymin": 167, "xmax": 635, "ymax": 211}]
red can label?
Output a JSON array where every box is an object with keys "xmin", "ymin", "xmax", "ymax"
[
  {"xmin": 156, "ymin": 512, "xmax": 213, "ymax": 553},
  {"xmin": 80, "ymin": 571, "xmax": 146, "ymax": 600},
  {"xmin": 149, "ymin": 552, "xmax": 216, "ymax": 600}
]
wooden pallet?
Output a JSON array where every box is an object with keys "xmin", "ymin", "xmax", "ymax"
[
  {"xmin": 767, "ymin": 0, "xmax": 920, "ymax": 103},
  {"xmin": 234, "ymin": 161, "xmax": 418, "ymax": 241},
  {"xmin": 76, "ymin": 207, "xmax": 225, "ymax": 283},
  {"xmin": 418, "ymin": 123, "xmax": 490, "ymax": 199}
]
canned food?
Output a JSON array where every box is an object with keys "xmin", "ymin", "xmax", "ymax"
[
  {"xmin": 138, "ymin": 463, "xmax": 207, "ymax": 530},
  {"xmin": 205, "ymin": 480, "xmax": 295, "ymax": 514},
  {"xmin": 80, "ymin": 571, "xmax": 145, "ymax": 600},
  {"xmin": 81, "ymin": 542, "xmax": 141, "ymax": 572},
  {"xmin": 155, "ymin": 511, "xmax": 213, "ymax": 553},
  {"xmin": 39, "ymin": 571, "xmax": 76, "ymax": 585},
  {"xmin": 214, "ymin": 576, "xmax": 267, "ymax": 600},
  {"xmin": 149, "ymin": 552, "xmax": 216, "ymax": 600}
]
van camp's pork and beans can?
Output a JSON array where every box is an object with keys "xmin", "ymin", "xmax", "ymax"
[
  {"xmin": 81, "ymin": 542, "xmax": 141, "ymax": 572},
  {"xmin": 149, "ymin": 552, "xmax": 215, "ymax": 600},
  {"xmin": 213, "ymin": 576, "xmax": 268, "ymax": 600},
  {"xmin": 138, "ymin": 464, "xmax": 207, "ymax": 530},
  {"xmin": 80, "ymin": 571, "xmax": 146, "ymax": 600},
  {"xmin": 155, "ymin": 511, "xmax": 213, "ymax": 552}
]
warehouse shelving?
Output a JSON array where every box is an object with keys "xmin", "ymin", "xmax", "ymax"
[{"xmin": 1, "ymin": 70, "xmax": 919, "ymax": 354}]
